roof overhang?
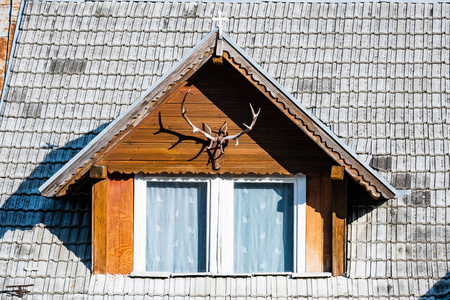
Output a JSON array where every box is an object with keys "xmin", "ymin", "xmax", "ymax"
[{"xmin": 39, "ymin": 29, "xmax": 407, "ymax": 200}]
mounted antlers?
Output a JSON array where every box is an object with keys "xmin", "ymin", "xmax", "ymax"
[{"xmin": 181, "ymin": 90, "xmax": 261, "ymax": 170}]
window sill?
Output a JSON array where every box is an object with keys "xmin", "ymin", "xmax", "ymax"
[
  {"xmin": 211, "ymin": 273, "xmax": 252, "ymax": 278},
  {"xmin": 129, "ymin": 272, "xmax": 333, "ymax": 278},
  {"xmin": 130, "ymin": 271, "xmax": 170, "ymax": 278},
  {"xmin": 171, "ymin": 272, "xmax": 212, "ymax": 277},
  {"xmin": 291, "ymin": 272, "xmax": 332, "ymax": 278},
  {"xmin": 130, "ymin": 272, "xmax": 212, "ymax": 278}
]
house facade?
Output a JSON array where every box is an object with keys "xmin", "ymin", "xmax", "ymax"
[{"xmin": 0, "ymin": 0, "xmax": 448, "ymax": 298}]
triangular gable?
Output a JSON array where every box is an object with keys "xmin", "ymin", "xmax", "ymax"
[
  {"xmin": 39, "ymin": 29, "xmax": 405, "ymax": 200},
  {"xmin": 101, "ymin": 83, "xmax": 305, "ymax": 175}
]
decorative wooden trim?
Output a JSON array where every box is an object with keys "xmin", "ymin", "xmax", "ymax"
[
  {"xmin": 332, "ymin": 176, "xmax": 348, "ymax": 276},
  {"xmin": 47, "ymin": 44, "xmax": 216, "ymax": 197},
  {"xmin": 212, "ymin": 56, "xmax": 223, "ymax": 66},
  {"xmin": 220, "ymin": 50, "xmax": 392, "ymax": 200}
]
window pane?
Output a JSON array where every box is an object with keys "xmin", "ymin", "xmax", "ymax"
[
  {"xmin": 234, "ymin": 182, "xmax": 293, "ymax": 273},
  {"xmin": 146, "ymin": 182, "xmax": 207, "ymax": 273}
]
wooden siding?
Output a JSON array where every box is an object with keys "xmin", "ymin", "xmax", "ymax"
[
  {"xmin": 101, "ymin": 60, "xmax": 335, "ymax": 175},
  {"xmin": 92, "ymin": 178, "xmax": 107, "ymax": 274},
  {"xmin": 92, "ymin": 173, "xmax": 134, "ymax": 274},
  {"xmin": 332, "ymin": 177, "xmax": 348, "ymax": 276},
  {"xmin": 93, "ymin": 59, "xmax": 346, "ymax": 275},
  {"xmin": 305, "ymin": 174, "xmax": 332, "ymax": 273},
  {"xmin": 102, "ymin": 86, "xmax": 287, "ymax": 174}
]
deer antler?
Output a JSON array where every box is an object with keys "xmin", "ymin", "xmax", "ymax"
[
  {"xmin": 223, "ymin": 103, "xmax": 261, "ymax": 145},
  {"xmin": 180, "ymin": 90, "xmax": 261, "ymax": 170},
  {"xmin": 181, "ymin": 90, "xmax": 215, "ymax": 143}
]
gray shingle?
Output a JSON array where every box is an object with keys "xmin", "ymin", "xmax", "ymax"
[{"xmin": 0, "ymin": 1, "xmax": 449, "ymax": 298}]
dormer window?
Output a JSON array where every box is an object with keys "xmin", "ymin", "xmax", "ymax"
[
  {"xmin": 39, "ymin": 29, "xmax": 403, "ymax": 278},
  {"xmin": 134, "ymin": 175, "xmax": 306, "ymax": 275}
]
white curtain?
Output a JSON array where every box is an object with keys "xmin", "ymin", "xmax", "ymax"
[
  {"xmin": 146, "ymin": 182, "xmax": 207, "ymax": 272},
  {"xmin": 234, "ymin": 182, "xmax": 294, "ymax": 273}
]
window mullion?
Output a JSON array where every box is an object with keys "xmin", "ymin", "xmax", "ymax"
[
  {"xmin": 218, "ymin": 175, "xmax": 234, "ymax": 273},
  {"xmin": 134, "ymin": 174, "xmax": 147, "ymax": 273},
  {"xmin": 209, "ymin": 176, "xmax": 220, "ymax": 273},
  {"xmin": 295, "ymin": 174, "xmax": 307, "ymax": 273}
]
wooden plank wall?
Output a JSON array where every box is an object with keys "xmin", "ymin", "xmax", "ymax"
[
  {"xmin": 100, "ymin": 60, "xmax": 335, "ymax": 175},
  {"xmin": 92, "ymin": 178, "xmax": 107, "ymax": 274},
  {"xmin": 305, "ymin": 174, "xmax": 332, "ymax": 273},
  {"xmin": 102, "ymin": 86, "xmax": 289, "ymax": 174},
  {"xmin": 92, "ymin": 173, "xmax": 134, "ymax": 274},
  {"xmin": 93, "ymin": 59, "xmax": 348, "ymax": 275},
  {"xmin": 305, "ymin": 173, "xmax": 348, "ymax": 275},
  {"xmin": 332, "ymin": 177, "xmax": 348, "ymax": 276}
]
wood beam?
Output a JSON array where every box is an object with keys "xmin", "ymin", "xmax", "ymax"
[
  {"xmin": 331, "ymin": 165, "xmax": 345, "ymax": 180},
  {"xmin": 215, "ymin": 35, "xmax": 223, "ymax": 57},
  {"xmin": 213, "ymin": 56, "xmax": 223, "ymax": 66},
  {"xmin": 93, "ymin": 174, "xmax": 134, "ymax": 275},
  {"xmin": 305, "ymin": 174, "xmax": 322, "ymax": 272},
  {"xmin": 90, "ymin": 165, "xmax": 107, "ymax": 179}
]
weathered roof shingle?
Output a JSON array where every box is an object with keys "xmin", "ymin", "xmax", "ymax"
[{"xmin": 0, "ymin": 0, "xmax": 448, "ymax": 298}]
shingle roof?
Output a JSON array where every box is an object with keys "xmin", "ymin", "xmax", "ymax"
[{"xmin": 0, "ymin": 0, "xmax": 449, "ymax": 298}]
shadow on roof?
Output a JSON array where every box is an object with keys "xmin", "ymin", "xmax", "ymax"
[
  {"xmin": 420, "ymin": 272, "xmax": 450, "ymax": 299},
  {"xmin": 0, "ymin": 123, "xmax": 111, "ymax": 284}
]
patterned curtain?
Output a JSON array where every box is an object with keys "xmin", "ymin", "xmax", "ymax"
[
  {"xmin": 146, "ymin": 182, "xmax": 207, "ymax": 272},
  {"xmin": 234, "ymin": 182, "xmax": 294, "ymax": 273}
]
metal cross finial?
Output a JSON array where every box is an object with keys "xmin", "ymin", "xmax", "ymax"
[
  {"xmin": 6, "ymin": 284, "xmax": 33, "ymax": 298},
  {"xmin": 212, "ymin": 11, "xmax": 228, "ymax": 38}
]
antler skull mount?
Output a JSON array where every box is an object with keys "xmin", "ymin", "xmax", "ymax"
[{"xmin": 181, "ymin": 90, "xmax": 261, "ymax": 170}]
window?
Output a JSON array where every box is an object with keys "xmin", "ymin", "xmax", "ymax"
[
  {"xmin": 134, "ymin": 175, "xmax": 306, "ymax": 275},
  {"xmin": 233, "ymin": 182, "xmax": 293, "ymax": 273},
  {"xmin": 145, "ymin": 181, "xmax": 207, "ymax": 273}
]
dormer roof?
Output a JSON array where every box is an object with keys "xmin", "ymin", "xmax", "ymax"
[{"xmin": 38, "ymin": 29, "xmax": 406, "ymax": 200}]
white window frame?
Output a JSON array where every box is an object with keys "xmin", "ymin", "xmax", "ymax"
[
  {"xmin": 134, "ymin": 175, "xmax": 211, "ymax": 275},
  {"xmin": 133, "ymin": 173, "xmax": 306, "ymax": 276}
]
